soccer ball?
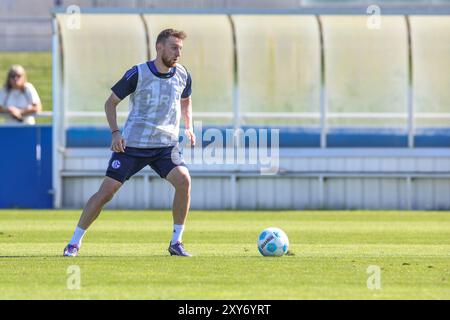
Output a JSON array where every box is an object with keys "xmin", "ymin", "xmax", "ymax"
[{"xmin": 257, "ymin": 227, "xmax": 289, "ymax": 257}]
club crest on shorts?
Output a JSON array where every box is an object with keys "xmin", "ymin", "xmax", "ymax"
[{"xmin": 111, "ymin": 160, "xmax": 121, "ymax": 169}]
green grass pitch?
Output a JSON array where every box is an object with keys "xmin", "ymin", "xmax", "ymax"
[{"xmin": 0, "ymin": 210, "xmax": 449, "ymax": 299}]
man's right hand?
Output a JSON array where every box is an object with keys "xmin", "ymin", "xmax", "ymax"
[{"xmin": 111, "ymin": 131, "xmax": 125, "ymax": 153}]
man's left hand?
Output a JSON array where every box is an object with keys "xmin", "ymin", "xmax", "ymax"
[{"xmin": 185, "ymin": 128, "xmax": 196, "ymax": 147}]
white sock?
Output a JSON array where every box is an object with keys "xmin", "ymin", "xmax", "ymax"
[
  {"xmin": 69, "ymin": 226, "xmax": 86, "ymax": 247},
  {"xmin": 171, "ymin": 224, "xmax": 185, "ymax": 245}
]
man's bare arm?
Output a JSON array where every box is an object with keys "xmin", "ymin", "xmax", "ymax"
[
  {"xmin": 105, "ymin": 92, "xmax": 125, "ymax": 152},
  {"xmin": 105, "ymin": 92, "xmax": 121, "ymax": 131},
  {"xmin": 181, "ymin": 96, "xmax": 195, "ymax": 146}
]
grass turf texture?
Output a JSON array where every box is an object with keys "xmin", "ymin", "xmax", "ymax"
[{"xmin": 0, "ymin": 210, "xmax": 449, "ymax": 299}]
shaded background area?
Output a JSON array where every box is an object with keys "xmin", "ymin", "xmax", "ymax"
[
  {"xmin": 1, "ymin": 1, "xmax": 450, "ymax": 209},
  {"xmin": 1, "ymin": 1, "xmax": 450, "ymax": 121},
  {"xmin": 52, "ymin": 13, "xmax": 450, "ymax": 133},
  {"xmin": 2, "ymin": 0, "xmax": 450, "ymax": 51},
  {"xmin": 0, "ymin": 52, "xmax": 52, "ymax": 112}
]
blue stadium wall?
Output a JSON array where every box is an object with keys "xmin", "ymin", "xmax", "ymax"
[
  {"xmin": 0, "ymin": 126, "xmax": 53, "ymax": 208},
  {"xmin": 66, "ymin": 126, "xmax": 450, "ymax": 149}
]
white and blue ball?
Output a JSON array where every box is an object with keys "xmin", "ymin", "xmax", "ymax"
[{"xmin": 257, "ymin": 227, "xmax": 289, "ymax": 257}]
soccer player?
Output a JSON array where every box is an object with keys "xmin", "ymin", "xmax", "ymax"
[{"xmin": 63, "ymin": 29, "xmax": 195, "ymax": 257}]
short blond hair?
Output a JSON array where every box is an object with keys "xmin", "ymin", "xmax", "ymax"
[{"xmin": 156, "ymin": 29, "xmax": 187, "ymax": 44}]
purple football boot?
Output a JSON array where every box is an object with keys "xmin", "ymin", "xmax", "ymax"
[
  {"xmin": 168, "ymin": 241, "xmax": 192, "ymax": 257},
  {"xmin": 63, "ymin": 244, "xmax": 79, "ymax": 257}
]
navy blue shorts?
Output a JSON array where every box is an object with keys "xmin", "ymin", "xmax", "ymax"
[{"xmin": 106, "ymin": 145, "xmax": 186, "ymax": 183}]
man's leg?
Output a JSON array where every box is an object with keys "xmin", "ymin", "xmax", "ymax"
[
  {"xmin": 64, "ymin": 177, "xmax": 122, "ymax": 256},
  {"xmin": 166, "ymin": 165, "xmax": 191, "ymax": 226},
  {"xmin": 166, "ymin": 166, "xmax": 192, "ymax": 256},
  {"xmin": 77, "ymin": 176, "xmax": 122, "ymax": 230}
]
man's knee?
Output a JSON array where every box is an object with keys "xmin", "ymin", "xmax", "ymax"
[
  {"xmin": 174, "ymin": 171, "xmax": 191, "ymax": 193},
  {"xmin": 97, "ymin": 178, "xmax": 121, "ymax": 203}
]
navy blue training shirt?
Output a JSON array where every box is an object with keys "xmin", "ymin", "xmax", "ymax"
[{"xmin": 111, "ymin": 61, "xmax": 192, "ymax": 100}]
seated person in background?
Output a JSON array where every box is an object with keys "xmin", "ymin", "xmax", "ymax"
[{"xmin": 0, "ymin": 65, "xmax": 42, "ymax": 124}]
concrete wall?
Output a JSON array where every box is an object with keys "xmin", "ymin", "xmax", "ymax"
[
  {"xmin": 1, "ymin": 0, "xmax": 449, "ymax": 51},
  {"xmin": 0, "ymin": 0, "xmax": 304, "ymax": 51},
  {"xmin": 61, "ymin": 148, "xmax": 450, "ymax": 210}
]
